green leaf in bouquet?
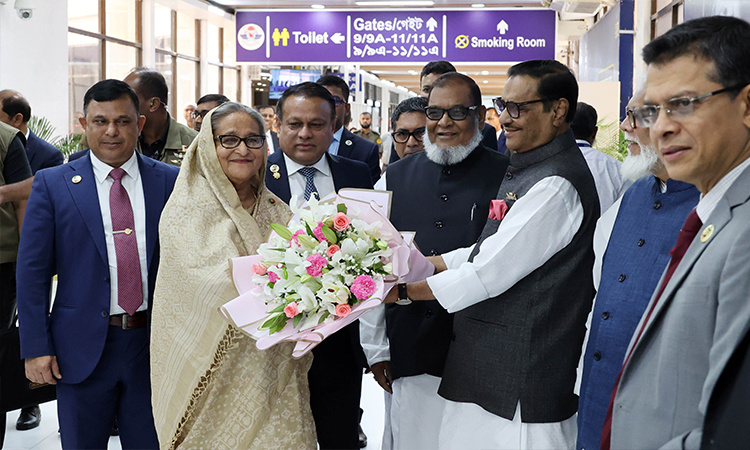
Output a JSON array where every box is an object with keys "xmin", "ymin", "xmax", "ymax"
[
  {"xmin": 270, "ymin": 316, "xmax": 287, "ymax": 334},
  {"xmin": 270, "ymin": 223, "xmax": 293, "ymax": 240},
  {"xmin": 293, "ymin": 314, "xmax": 303, "ymax": 328},
  {"xmin": 318, "ymin": 311, "xmax": 330, "ymax": 324},
  {"xmin": 321, "ymin": 226, "xmax": 338, "ymax": 244},
  {"xmin": 260, "ymin": 313, "xmax": 282, "ymax": 331},
  {"xmin": 372, "ymin": 261, "xmax": 384, "ymax": 271},
  {"xmin": 282, "ymin": 265, "xmax": 289, "ymax": 279},
  {"xmin": 297, "ymin": 235, "xmax": 318, "ymax": 249},
  {"xmin": 304, "ymin": 221, "xmax": 315, "ymax": 238},
  {"xmin": 300, "ymin": 274, "xmax": 312, "ymax": 284},
  {"xmin": 269, "ymin": 302, "xmax": 287, "ymax": 314},
  {"xmin": 348, "ymin": 292, "xmax": 358, "ymax": 305},
  {"xmin": 337, "ymin": 203, "xmax": 347, "ymax": 214},
  {"xmin": 267, "ymin": 282, "xmax": 275, "ymax": 288}
]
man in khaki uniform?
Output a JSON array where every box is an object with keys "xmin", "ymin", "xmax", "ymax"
[{"xmin": 354, "ymin": 112, "xmax": 381, "ymax": 151}]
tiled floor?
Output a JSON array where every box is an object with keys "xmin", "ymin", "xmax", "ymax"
[{"xmin": 2, "ymin": 375, "xmax": 386, "ymax": 450}]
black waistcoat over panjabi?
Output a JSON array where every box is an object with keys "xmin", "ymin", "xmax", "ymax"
[
  {"xmin": 385, "ymin": 145, "xmax": 509, "ymax": 381},
  {"xmin": 438, "ymin": 130, "xmax": 600, "ymax": 423}
]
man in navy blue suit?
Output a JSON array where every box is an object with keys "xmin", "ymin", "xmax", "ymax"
[
  {"xmin": 266, "ymin": 82, "xmax": 372, "ymax": 450},
  {"xmin": 0, "ymin": 90, "xmax": 64, "ymax": 175},
  {"xmin": 16, "ymin": 79, "xmax": 179, "ymax": 450},
  {"xmin": 316, "ymin": 75, "xmax": 381, "ymax": 184}
]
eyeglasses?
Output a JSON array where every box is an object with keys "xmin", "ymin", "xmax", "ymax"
[
  {"xmin": 392, "ymin": 128, "xmax": 425, "ymax": 143},
  {"xmin": 332, "ymin": 96, "xmax": 345, "ymax": 107},
  {"xmin": 631, "ymin": 83, "xmax": 748, "ymax": 128},
  {"xmin": 216, "ymin": 134, "xmax": 266, "ymax": 149},
  {"xmin": 492, "ymin": 97, "xmax": 547, "ymax": 119},
  {"xmin": 625, "ymin": 108, "xmax": 638, "ymax": 129},
  {"xmin": 424, "ymin": 105, "xmax": 478, "ymax": 121},
  {"xmin": 191, "ymin": 110, "xmax": 209, "ymax": 120}
]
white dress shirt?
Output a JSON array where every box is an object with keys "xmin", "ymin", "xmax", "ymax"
[
  {"xmin": 576, "ymin": 140, "xmax": 630, "ymax": 213},
  {"xmin": 90, "ymin": 151, "xmax": 148, "ymax": 315},
  {"xmin": 283, "ymin": 153, "xmax": 336, "ymax": 206},
  {"xmin": 696, "ymin": 155, "xmax": 750, "ymax": 222},
  {"xmin": 426, "ymin": 176, "xmax": 584, "ymax": 313},
  {"xmin": 327, "ymin": 126, "xmax": 344, "ymax": 156},
  {"xmin": 265, "ymin": 130, "xmax": 275, "ymax": 154}
]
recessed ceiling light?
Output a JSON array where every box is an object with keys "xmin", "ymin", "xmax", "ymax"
[
  {"xmin": 481, "ymin": 70, "xmax": 489, "ymax": 75},
  {"xmin": 483, "ymin": 80, "xmax": 489, "ymax": 84},
  {"xmin": 311, "ymin": 4, "xmax": 325, "ymax": 9},
  {"xmin": 356, "ymin": 1, "xmax": 435, "ymax": 6},
  {"xmin": 472, "ymin": 3, "xmax": 486, "ymax": 7}
]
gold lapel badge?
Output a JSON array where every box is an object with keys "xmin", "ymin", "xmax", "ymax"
[
  {"xmin": 700, "ymin": 224, "xmax": 715, "ymax": 243},
  {"xmin": 345, "ymin": 139, "xmax": 353, "ymax": 146},
  {"xmin": 270, "ymin": 164, "xmax": 281, "ymax": 179},
  {"xmin": 506, "ymin": 192, "xmax": 517, "ymax": 201},
  {"xmin": 71, "ymin": 175, "xmax": 82, "ymax": 184}
]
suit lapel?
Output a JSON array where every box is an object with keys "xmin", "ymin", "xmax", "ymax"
[
  {"xmin": 328, "ymin": 153, "xmax": 345, "ymax": 192},
  {"xmin": 137, "ymin": 154, "xmax": 163, "ymax": 271},
  {"xmin": 65, "ymin": 155, "xmax": 108, "ymax": 265},
  {"xmin": 337, "ymin": 128, "xmax": 354, "ymax": 158},
  {"xmin": 266, "ymin": 151, "xmax": 291, "ymax": 203}
]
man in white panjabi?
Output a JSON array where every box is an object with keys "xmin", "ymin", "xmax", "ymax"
[{"xmin": 384, "ymin": 59, "xmax": 600, "ymax": 449}]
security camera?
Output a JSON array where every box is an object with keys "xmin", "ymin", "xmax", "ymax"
[{"xmin": 14, "ymin": 0, "xmax": 34, "ymax": 20}]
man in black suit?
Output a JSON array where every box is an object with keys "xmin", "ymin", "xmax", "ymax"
[
  {"xmin": 316, "ymin": 75, "xmax": 380, "ymax": 184},
  {"xmin": 258, "ymin": 104, "xmax": 280, "ymax": 154},
  {"xmin": 0, "ymin": 89, "xmax": 62, "ymax": 432},
  {"xmin": 0, "ymin": 90, "xmax": 64, "ymax": 175},
  {"xmin": 265, "ymin": 82, "xmax": 372, "ymax": 450}
]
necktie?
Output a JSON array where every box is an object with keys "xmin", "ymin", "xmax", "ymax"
[
  {"xmin": 109, "ymin": 168, "xmax": 143, "ymax": 316},
  {"xmin": 600, "ymin": 209, "xmax": 702, "ymax": 450},
  {"xmin": 298, "ymin": 166, "xmax": 319, "ymax": 201}
]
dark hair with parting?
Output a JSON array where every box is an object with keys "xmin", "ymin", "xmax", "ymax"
[
  {"xmin": 507, "ymin": 59, "xmax": 579, "ymax": 123},
  {"xmin": 316, "ymin": 75, "xmax": 350, "ymax": 101},
  {"xmin": 83, "ymin": 79, "xmax": 140, "ymax": 116},
  {"xmin": 420, "ymin": 60, "xmax": 456, "ymax": 80},
  {"xmin": 258, "ymin": 104, "xmax": 275, "ymax": 112},
  {"xmin": 390, "ymin": 96, "xmax": 428, "ymax": 130},
  {"xmin": 197, "ymin": 94, "xmax": 230, "ymax": 106},
  {"xmin": 571, "ymin": 102, "xmax": 597, "ymax": 140},
  {"xmin": 429, "ymin": 72, "xmax": 483, "ymax": 107},
  {"xmin": 127, "ymin": 66, "xmax": 169, "ymax": 103},
  {"xmin": 642, "ymin": 15, "xmax": 750, "ymax": 98},
  {"xmin": 0, "ymin": 90, "xmax": 31, "ymax": 123},
  {"xmin": 276, "ymin": 82, "xmax": 337, "ymax": 122}
]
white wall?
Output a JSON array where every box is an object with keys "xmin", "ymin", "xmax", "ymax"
[{"xmin": 0, "ymin": 0, "xmax": 69, "ymax": 135}]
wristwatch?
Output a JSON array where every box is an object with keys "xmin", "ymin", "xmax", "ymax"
[{"xmin": 396, "ymin": 283, "xmax": 412, "ymax": 305}]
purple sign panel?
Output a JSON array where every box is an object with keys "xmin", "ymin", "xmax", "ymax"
[{"xmin": 236, "ymin": 9, "xmax": 556, "ymax": 64}]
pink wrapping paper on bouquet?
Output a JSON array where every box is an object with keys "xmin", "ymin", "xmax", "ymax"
[{"xmin": 219, "ymin": 188, "xmax": 434, "ymax": 358}]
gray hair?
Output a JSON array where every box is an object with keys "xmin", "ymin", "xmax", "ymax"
[{"xmin": 210, "ymin": 102, "xmax": 267, "ymax": 135}]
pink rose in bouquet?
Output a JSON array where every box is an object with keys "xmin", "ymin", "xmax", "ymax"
[
  {"xmin": 335, "ymin": 304, "xmax": 351, "ymax": 318},
  {"xmin": 333, "ymin": 212, "xmax": 351, "ymax": 231},
  {"xmin": 326, "ymin": 244, "xmax": 340, "ymax": 257},
  {"xmin": 284, "ymin": 302, "xmax": 299, "ymax": 318},
  {"xmin": 251, "ymin": 263, "xmax": 267, "ymax": 275}
]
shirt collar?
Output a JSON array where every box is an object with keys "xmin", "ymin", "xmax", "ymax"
[
  {"xmin": 575, "ymin": 139, "xmax": 592, "ymax": 148},
  {"xmin": 90, "ymin": 150, "xmax": 140, "ymax": 184},
  {"xmin": 696, "ymin": 156, "xmax": 750, "ymax": 222},
  {"xmin": 283, "ymin": 152, "xmax": 331, "ymax": 177},
  {"xmin": 332, "ymin": 126, "xmax": 343, "ymax": 144}
]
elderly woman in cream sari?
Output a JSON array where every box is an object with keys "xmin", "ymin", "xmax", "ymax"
[{"xmin": 150, "ymin": 102, "xmax": 316, "ymax": 449}]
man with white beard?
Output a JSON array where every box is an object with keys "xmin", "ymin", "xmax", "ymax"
[
  {"xmin": 361, "ymin": 72, "xmax": 508, "ymax": 450},
  {"xmin": 575, "ymin": 88, "xmax": 700, "ymax": 450}
]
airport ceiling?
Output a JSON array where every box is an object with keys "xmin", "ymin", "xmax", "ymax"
[{"xmin": 212, "ymin": 0, "xmax": 588, "ymax": 97}]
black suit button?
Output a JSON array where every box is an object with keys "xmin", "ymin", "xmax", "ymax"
[
  {"xmin": 101, "ymin": 310, "xmax": 109, "ymax": 318},
  {"xmin": 637, "ymin": 239, "xmax": 645, "ymax": 247},
  {"xmin": 505, "ymin": 172, "xmax": 513, "ymax": 180},
  {"xmin": 593, "ymin": 352, "xmax": 602, "ymax": 361},
  {"xmin": 618, "ymin": 274, "xmax": 626, "ymax": 282},
  {"xmin": 430, "ymin": 249, "xmax": 438, "ymax": 256},
  {"xmin": 425, "ymin": 310, "xmax": 432, "ymax": 318},
  {"xmin": 440, "ymin": 194, "xmax": 449, "ymax": 202},
  {"xmin": 104, "ymin": 277, "xmax": 110, "ymax": 284},
  {"xmin": 442, "ymin": 168, "xmax": 451, "ymax": 175},
  {"xmin": 601, "ymin": 311, "xmax": 610, "ymax": 320},
  {"xmin": 653, "ymin": 201, "xmax": 662, "ymax": 210},
  {"xmin": 435, "ymin": 221, "xmax": 443, "ymax": 228}
]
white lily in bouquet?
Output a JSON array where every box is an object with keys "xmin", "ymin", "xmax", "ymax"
[{"xmin": 220, "ymin": 189, "xmax": 434, "ymax": 358}]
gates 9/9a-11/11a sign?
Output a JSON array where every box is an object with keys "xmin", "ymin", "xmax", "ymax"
[{"xmin": 236, "ymin": 9, "xmax": 556, "ymax": 64}]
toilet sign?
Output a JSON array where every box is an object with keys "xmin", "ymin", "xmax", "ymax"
[{"xmin": 236, "ymin": 8, "xmax": 555, "ymax": 64}]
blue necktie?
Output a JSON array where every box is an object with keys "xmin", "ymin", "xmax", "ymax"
[{"xmin": 298, "ymin": 166, "xmax": 319, "ymax": 201}]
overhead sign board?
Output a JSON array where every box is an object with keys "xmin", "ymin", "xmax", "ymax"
[{"xmin": 236, "ymin": 9, "xmax": 556, "ymax": 64}]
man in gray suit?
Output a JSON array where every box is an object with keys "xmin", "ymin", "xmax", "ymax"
[{"xmin": 604, "ymin": 15, "xmax": 750, "ymax": 450}]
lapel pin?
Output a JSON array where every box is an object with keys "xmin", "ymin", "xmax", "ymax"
[
  {"xmin": 71, "ymin": 175, "xmax": 82, "ymax": 184},
  {"xmin": 273, "ymin": 172, "xmax": 281, "ymax": 179},
  {"xmin": 270, "ymin": 164, "xmax": 281, "ymax": 179},
  {"xmin": 345, "ymin": 139, "xmax": 353, "ymax": 146},
  {"xmin": 506, "ymin": 192, "xmax": 517, "ymax": 201},
  {"xmin": 269, "ymin": 198, "xmax": 276, "ymax": 204},
  {"xmin": 700, "ymin": 224, "xmax": 715, "ymax": 243}
]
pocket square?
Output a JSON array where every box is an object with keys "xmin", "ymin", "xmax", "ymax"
[{"xmin": 488, "ymin": 199, "xmax": 509, "ymax": 220}]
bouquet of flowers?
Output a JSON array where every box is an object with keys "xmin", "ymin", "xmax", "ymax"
[{"xmin": 220, "ymin": 189, "xmax": 433, "ymax": 358}]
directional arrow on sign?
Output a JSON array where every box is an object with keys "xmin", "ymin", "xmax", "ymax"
[
  {"xmin": 331, "ymin": 32, "xmax": 345, "ymax": 44},
  {"xmin": 497, "ymin": 20, "xmax": 509, "ymax": 35},
  {"xmin": 426, "ymin": 17, "xmax": 438, "ymax": 32}
]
